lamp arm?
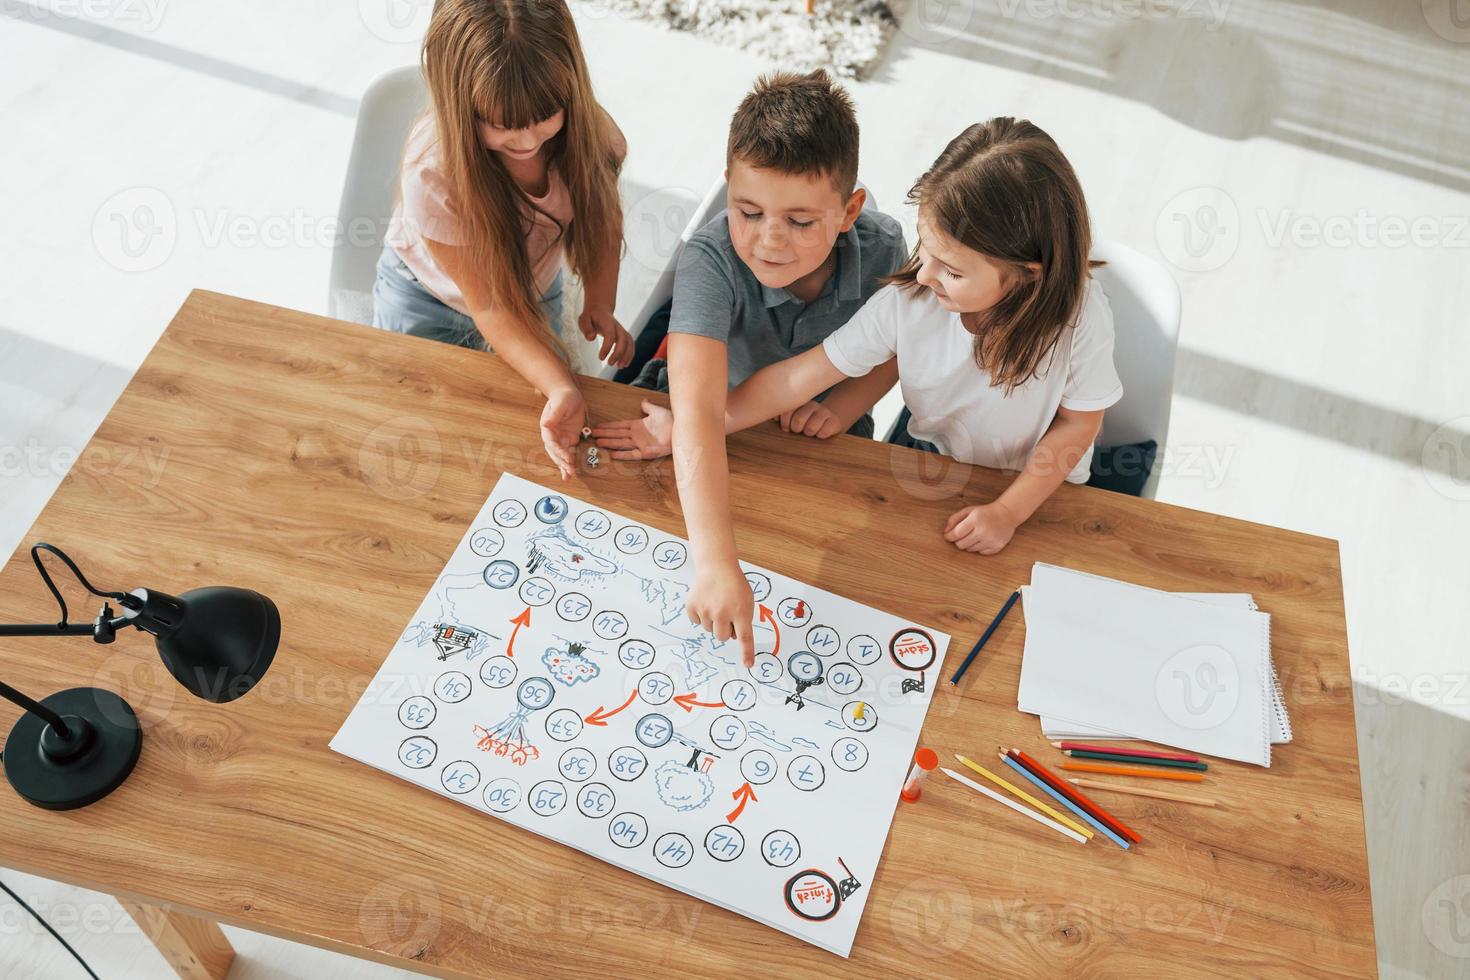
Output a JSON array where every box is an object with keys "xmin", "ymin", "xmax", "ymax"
[{"xmin": 0, "ymin": 608, "xmax": 133, "ymax": 739}]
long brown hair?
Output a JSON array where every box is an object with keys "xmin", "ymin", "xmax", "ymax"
[
  {"xmin": 888, "ymin": 118, "xmax": 1094, "ymax": 394},
  {"xmin": 419, "ymin": 0, "xmax": 622, "ymax": 340}
]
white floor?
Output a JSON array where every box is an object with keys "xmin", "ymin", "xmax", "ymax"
[{"xmin": 1, "ymin": 1, "xmax": 1467, "ymax": 977}]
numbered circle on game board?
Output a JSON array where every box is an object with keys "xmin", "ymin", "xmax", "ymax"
[
  {"xmin": 826, "ymin": 661, "xmax": 864, "ymax": 696},
  {"xmin": 720, "ymin": 678, "xmax": 757, "ymax": 712},
  {"xmin": 847, "ymin": 634, "xmax": 881, "ymax": 665},
  {"xmin": 554, "ymin": 591, "xmax": 592, "ymax": 622},
  {"xmin": 398, "ymin": 736, "xmax": 436, "ymax": 769},
  {"xmin": 558, "ymin": 747, "xmax": 596, "ymax": 782},
  {"xmin": 576, "ymin": 782, "xmax": 616, "ymax": 819},
  {"xmin": 469, "ymin": 527, "xmax": 505, "ymax": 558},
  {"xmin": 574, "ymin": 509, "xmax": 611, "ymax": 538},
  {"xmin": 516, "ymin": 677, "xmax": 555, "ymax": 710},
  {"xmin": 786, "ymin": 755, "xmax": 825, "ymax": 791},
  {"xmin": 740, "ymin": 749, "xmax": 778, "ymax": 785},
  {"xmin": 651, "ymin": 540, "xmax": 687, "ymax": 570},
  {"xmin": 397, "ymin": 696, "xmax": 436, "ymax": 730},
  {"xmin": 745, "ymin": 572, "xmax": 772, "ymax": 602},
  {"xmin": 478, "ymin": 655, "xmax": 517, "ymax": 689},
  {"xmin": 890, "ymin": 628, "xmax": 937, "ymax": 671},
  {"xmin": 440, "ymin": 760, "xmax": 480, "ymax": 795},
  {"xmin": 528, "ymin": 779, "xmax": 567, "ymax": 816},
  {"xmin": 841, "ymin": 700, "xmax": 879, "ymax": 733},
  {"xmin": 634, "ymin": 713, "xmax": 673, "ymax": 748},
  {"xmin": 482, "ymin": 559, "xmax": 519, "ymax": 590},
  {"xmin": 608, "ymin": 812, "xmax": 649, "ymax": 849},
  {"xmin": 704, "ymin": 825, "xmax": 745, "ymax": 862},
  {"xmin": 592, "ymin": 610, "xmax": 629, "ymax": 640},
  {"xmin": 761, "ymin": 830, "xmax": 801, "ymax": 868},
  {"xmin": 433, "ymin": 671, "xmax": 472, "ymax": 703},
  {"xmin": 787, "ymin": 651, "xmax": 823, "ymax": 683},
  {"xmin": 618, "ymin": 638, "xmax": 655, "ymax": 670},
  {"xmin": 831, "ymin": 737, "xmax": 869, "ymax": 772},
  {"xmin": 710, "ymin": 714, "xmax": 747, "ymax": 750},
  {"xmin": 785, "ymin": 870, "xmax": 840, "ymax": 922},
  {"xmin": 806, "ymin": 625, "xmax": 841, "ymax": 657},
  {"xmin": 654, "ymin": 832, "xmax": 694, "ymax": 869},
  {"xmin": 482, "ymin": 777, "xmax": 521, "ymax": 813},
  {"xmin": 518, "ymin": 576, "xmax": 555, "ymax": 607},
  {"xmin": 534, "ymin": 495, "xmax": 569, "ymax": 524},
  {"xmin": 608, "ymin": 746, "xmax": 648, "ymax": 781},
  {"xmin": 545, "ymin": 708, "xmax": 584, "ymax": 742},
  {"xmin": 492, "ymin": 499, "xmax": 527, "ymax": 527},
  {"xmin": 638, "ymin": 671, "xmax": 674, "ymax": 705},
  {"xmin": 777, "ymin": 597, "xmax": 813, "ymax": 628},
  {"xmin": 749, "ymin": 653, "xmax": 783, "ymax": 684},
  {"xmin": 613, "ymin": 525, "xmax": 649, "ymax": 554}
]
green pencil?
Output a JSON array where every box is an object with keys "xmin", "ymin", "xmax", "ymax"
[{"xmin": 1063, "ymin": 749, "xmax": 1209, "ymax": 772}]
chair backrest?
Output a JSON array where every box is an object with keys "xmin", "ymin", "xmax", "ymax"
[
  {"xmin": 1089, "ymin": 240, "xmax": 1182, "ymax": 498},
  {"xmin": 328, "ymin": 66, "xmax": 429, "ymax": 324}
]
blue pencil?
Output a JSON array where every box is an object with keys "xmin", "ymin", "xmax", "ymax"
[
  {"xmin": 948, "ymin": 589, "xmax": 1020, "ymax": 685},
  {"xmin": 999, "ymin": 751, "xmax": 1131, "ymax": 850}
]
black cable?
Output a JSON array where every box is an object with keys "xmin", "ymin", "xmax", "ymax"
[
  {"xmin": 29, "ymin": 543, "xmax": 137, "ymax": 629},
  {"xmin": 0, "ymin": 875, "xmax": 101, "ymax": 980}
]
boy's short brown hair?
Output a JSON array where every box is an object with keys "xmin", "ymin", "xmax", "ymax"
[{"xmin": 726, "ymin": 69, "xmax": 859, "ymax": 195}]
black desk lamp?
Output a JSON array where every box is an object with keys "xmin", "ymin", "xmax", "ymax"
[{"xmin": 0, "ymin": 544, "xmax": 280, "ymax": 810}]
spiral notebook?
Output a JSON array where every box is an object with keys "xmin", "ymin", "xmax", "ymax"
[{"xmin": 1016, "ymin": 563, "xmax": 1286, "ymax": 767}]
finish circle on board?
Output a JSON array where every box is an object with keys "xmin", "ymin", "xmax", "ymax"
[{"xmin": 785, "ymin": 870, "xmax": 840, "ymax": 922}]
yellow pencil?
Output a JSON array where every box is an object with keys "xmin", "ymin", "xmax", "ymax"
[{"xmin": 955, "ymin": 754, "xmax": 1094, "ymax": 840}]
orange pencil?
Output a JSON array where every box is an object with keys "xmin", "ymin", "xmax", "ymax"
[{"xmin": 1059, "ymin": 760, "xmax": 1205, "ymax": 783}]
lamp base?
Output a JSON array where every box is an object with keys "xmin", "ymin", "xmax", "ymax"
[{"xmin": 3, "ymin": 687, "xmax": 141, "ymax": 810}]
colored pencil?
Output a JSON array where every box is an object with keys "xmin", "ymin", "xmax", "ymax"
[
  {"xmin": 941, "ymin": 768, "xmax": 1087, "ymax": 844},
  {"xmin": 1010, "ymin": 748, "xmax": 1141, "ymax": 844},
  {"xmin": 1053, "ymin": 741, "xmax": 1199, "ymax": 763},
  {"xmin": 1059, "ymin": 760, "xmax": 1205, "ymax": 782},
  {"xmin": 1068, "ymin": 778, "xmax": 1219, "ymax": 808},
  {"xmin": 997, "ymin": 752, "xmax": 1129, "ymax": 850},
  {"xmin": 1063, "ymin": 749, "xmax": 1208, "ymax": 772},
  {"xmin": 955, "ymin": 754, "xmax": 1093, "ymax": 840},
  {"xmin": 948, "ymin": 589, "xmax": 1020, "ymax": 685}
]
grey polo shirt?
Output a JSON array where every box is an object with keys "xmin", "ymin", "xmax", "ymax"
[{"xmin": 668, "ymin": 207, "xmax": 909, "ymax": 386}]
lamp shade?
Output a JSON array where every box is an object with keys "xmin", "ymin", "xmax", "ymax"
[{"xmin": 129, "ymin": 586, "xmax": 280, "ymax": 702}]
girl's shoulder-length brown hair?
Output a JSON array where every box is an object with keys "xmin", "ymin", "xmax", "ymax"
[
  {"xmin": 886, "ymin": 118, "xmax": 1096, "ymax": 394},
  {"xmin": 419, "ymin": 0, "xmax": 623, "ymax": 343}
]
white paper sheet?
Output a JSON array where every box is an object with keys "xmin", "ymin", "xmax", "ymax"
[{"xmin": 330, "ymin": 474, "xmax": 948, "ymax": 957}]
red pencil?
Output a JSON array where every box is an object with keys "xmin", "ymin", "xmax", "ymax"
[
  {"xmin": 1054, "ymin": 741, "xmax": 1199, "ymax": 763},
  {"xmin": 1010, "ymin": 748, "xmax": 1142, "ymax": 844}
]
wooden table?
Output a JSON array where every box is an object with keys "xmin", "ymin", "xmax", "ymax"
[{"xmin": 0, "ymin": 292, "xmax": 1376, "ymax": 978}]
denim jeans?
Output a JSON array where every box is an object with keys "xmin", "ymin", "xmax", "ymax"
[{"xmin": 371, "ymin": 244, "xmax": 565, "ymax": 349}]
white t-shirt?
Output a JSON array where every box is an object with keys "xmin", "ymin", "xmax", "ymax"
[{"xmin": 823, "ymin": 280, "xmax": 1123, "ymax": 483}]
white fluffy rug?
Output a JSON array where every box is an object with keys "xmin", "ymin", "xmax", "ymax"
[{"xmin": 604, "ymin": 0, "xmax": 902, "ymax": 80}]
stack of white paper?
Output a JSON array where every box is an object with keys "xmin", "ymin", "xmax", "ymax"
[{"xmin": 1016, "ymin": 564, "xmax": 1291, "ymax": 767}]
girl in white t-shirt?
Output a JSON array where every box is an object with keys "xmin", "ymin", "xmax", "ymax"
[
  {"xmin": 372, "ymin": 0, "xmax": 631, "ymax": 479},
  {"xmin": 600, "ymin": 118, "xmax": 1122, "ymax": 555}
]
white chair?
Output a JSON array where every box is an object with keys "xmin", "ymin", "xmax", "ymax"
[
  {"xmin": 328, "ymin": 66, "xmax": 428, "ymax": 325},
  {"xmin": 1090, "ymin": 240, "xmax": 1181, "ymax": 499}
]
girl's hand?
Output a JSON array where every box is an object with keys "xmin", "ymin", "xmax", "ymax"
[
  {"xmin": 777, "ymin": 400, "xmax": 843, "ymax": 439},
  {"xmin": 591, "ymin": 400, "xmax": 673, "ymax": 460},
  {"xmin": 944, "ymin": 501, "xmax": 1021, "ymax": 555},
  {"xmin": 540, "ymin": 385, "xmax": 585, "ymax": 480},
  {"xmin": 577, "ymin": 308, "xmax": 635, "ymax": 368},
  {"xmin": 687, "ymin": 561, "xmax": 755, "ymax": 666}
]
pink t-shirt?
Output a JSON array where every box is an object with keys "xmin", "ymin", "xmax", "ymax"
[{"xmin": 386, "ymin": 117, "xmax": 576, "ymax": 317}]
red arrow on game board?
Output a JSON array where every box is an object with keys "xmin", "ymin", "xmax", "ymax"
[
  {"xmin": 727, "ymin": 782, "xmax": 758, "ymax": 823},
  {"xmin": 758, "ymin": 604, "xmax": 779, "ymax": 655},
  {"xmin": 584, "ymin": 688, "xmax": 638, "ymax": 726},
  {"xmin": 672, "ymin": 693, "xmax": 726, "ymax": 712},
  {"xmin": 506, "ymin": 607, "xmax": 532, "ymax": 657}
]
